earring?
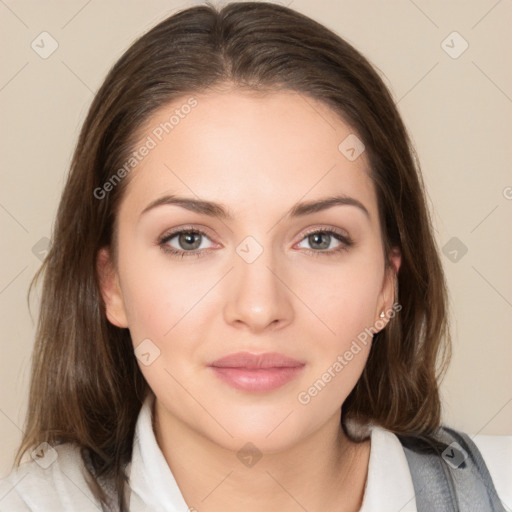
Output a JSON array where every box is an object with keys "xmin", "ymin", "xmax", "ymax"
[{"xmin": 379, "ymin": 311, "xmax": 385, "ymax": 318}]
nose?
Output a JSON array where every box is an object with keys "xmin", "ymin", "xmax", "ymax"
[{"xmin": 222, "ymin": 243, "xmax": 294, "ymax": 333}]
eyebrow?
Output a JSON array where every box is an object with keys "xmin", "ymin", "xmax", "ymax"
[{"xmin": 139, "ymin": 194, "xmax": 370, "ymax": 222}]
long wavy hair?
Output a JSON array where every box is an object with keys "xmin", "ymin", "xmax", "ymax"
[{"xmin": 14, "ymin": 2, "xmax": 451, "ymax": 510}]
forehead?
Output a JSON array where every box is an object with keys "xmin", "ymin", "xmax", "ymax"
[{"xmin": 119, "ymin": 89, "xmax": 378, "ymax": 224}]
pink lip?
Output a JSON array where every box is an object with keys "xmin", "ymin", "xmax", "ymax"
[{"xmin": 208, "ymin": 352, "xmax": 305, "ymax": 392}]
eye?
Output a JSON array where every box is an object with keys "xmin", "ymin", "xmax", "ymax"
[
  {"xmin": 157, "ymin": 226, "xmax": 354, "ymax": 259},
  {"xmin": 158, "ymin": 227, "xmax": 215, "ymax": 259},
  {"xmin": 296, "ymin": 228, "xmax": 353, "ymax": 257}
]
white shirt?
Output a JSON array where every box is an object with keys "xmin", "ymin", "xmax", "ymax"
[{"xmin": 1, "ymin": 393, "xmax": 510, "ymax": 511}]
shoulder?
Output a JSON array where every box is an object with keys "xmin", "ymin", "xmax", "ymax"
[
  {"xmin": 0, "ymin": 443, "xmax": 101, "ymax": 512},
  {"xmin": 397, "ymin": 425, "xmax": 512, "ymax": 512}
]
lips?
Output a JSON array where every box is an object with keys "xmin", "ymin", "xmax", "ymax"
[
  {"xmin": 208, "ymin": 352, "xmax": 305, "ymax": 392},
  {"xmin": 210, "ymin": 351, "xmax": 305, "ymax": 369}
]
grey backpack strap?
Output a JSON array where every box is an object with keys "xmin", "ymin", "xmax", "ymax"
[{"xmin": 399, "ymin": 426, "xmax": 507, "ymax": 512}]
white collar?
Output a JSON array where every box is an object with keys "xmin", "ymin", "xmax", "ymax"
[
  {"xmin": 128, "ymin": 393, "xmax": 190, "ymax": 511},
  {"xmin": 128, "ymin": 393, "xmax": 417, "ymax": 512},
  {"xmin": 359, "ymin": 424, "xmax": 417, "ymax": 511}
]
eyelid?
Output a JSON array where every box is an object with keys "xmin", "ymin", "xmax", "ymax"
[
  {"xmin": 158, "ymin": 223, "xmax": 350, "ymax": 240},
  {"xmin": 158, "ymin": 224, "xmax": 217, "ymax": 243},
  {"xmin": 298, "ymin": 225, "xmax": 350, "ymax": 241}
]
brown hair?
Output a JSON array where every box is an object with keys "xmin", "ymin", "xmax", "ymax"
[{"xmin": 14, "ymin": 2, "xmax": 451, "ymax": 510}]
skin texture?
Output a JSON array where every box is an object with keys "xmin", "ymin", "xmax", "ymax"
[{"xmin": 97, "ymin": 88, "xmax": 401, "ymax": 512}]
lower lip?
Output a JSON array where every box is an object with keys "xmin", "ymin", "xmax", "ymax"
[{"xmin": 209, "ymin": 366, "xmax": 304, "ymax": 392}]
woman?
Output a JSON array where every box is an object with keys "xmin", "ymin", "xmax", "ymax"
[{"xmin": 0, "ymin": 2, "xmax": 509, "ymax": 511}]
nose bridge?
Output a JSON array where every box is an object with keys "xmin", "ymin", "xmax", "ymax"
[{"xmin": 222, "ymin": 234, "xmax": 294, "ymax": 330}]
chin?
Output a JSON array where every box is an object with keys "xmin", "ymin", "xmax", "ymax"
[{"xmin": 202, "ymin": 406, "xmax": 315, "ymax": 453}]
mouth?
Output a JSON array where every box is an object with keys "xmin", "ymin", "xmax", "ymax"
[{"xmin": 208, "ymin": 351, "xmax": 305, "ymax": 393}]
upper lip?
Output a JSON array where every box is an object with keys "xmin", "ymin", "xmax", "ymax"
[{"xmin": 209, "ymin": 351, "xmax": 305, "ymax": 369}]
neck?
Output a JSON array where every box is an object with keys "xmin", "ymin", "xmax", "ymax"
[{"xmin": 153, "ymin": 399, "xmax": 371, "ymax": 512}]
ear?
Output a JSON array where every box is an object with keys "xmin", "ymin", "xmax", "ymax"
[
  {"xmin": 96, "ymin": 247, "xmax": 129, "ymax": 328},
  {"xmin": 374, "ymin": 246, "xmax": 401, "ymax": 329}
]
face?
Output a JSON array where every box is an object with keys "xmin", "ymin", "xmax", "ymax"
[{"xmin": 97, "ymin": 88, "xmax": 401, "ymax": 453}]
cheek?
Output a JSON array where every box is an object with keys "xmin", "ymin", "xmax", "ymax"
[
  {"xmin": 295, "ymin": 256, "xmax": 383, "ymax": 345},
  {"xmin": 119, "ymin": 262, "xmax": 207, "ymax": 397},
  {"xmin": 121, "ymin": 277, "xmax": 171, "ymax": 342},
  {"xmin": 328, "ymin": 278, "xmax": 380, "ymax": 350},
  {"xmin": 119, "ymin": 249, "xmax": 211, "ymax": 344},
  {"xmin": 117, "ymin": 225, "xmax": 248, "ymax": 383},
  {"xmin": 295, "ymin": 273, "xmax": 376, "ymax": 412},
  {"xmin": 291, "ymin": 255, "xmax": 382, "ymax": 406}
]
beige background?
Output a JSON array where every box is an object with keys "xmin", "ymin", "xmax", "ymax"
[{"xmin": 1, "ymin": 0, "xmax": 511, "ymax": 476}]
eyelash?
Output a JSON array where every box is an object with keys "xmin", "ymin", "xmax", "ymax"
[{"xmin": 157, "ymin": 226, "xmax": 354, "ymax": 259}]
